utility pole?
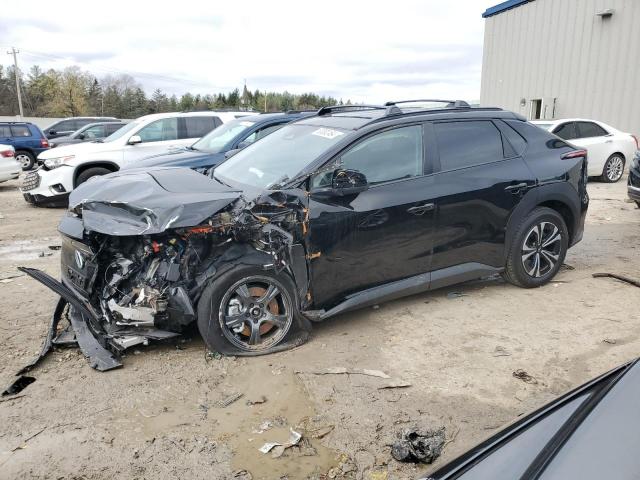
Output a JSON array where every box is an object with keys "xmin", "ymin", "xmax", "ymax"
[{"xmin": 7, "ymin": 47, "xmax": 24, "ymax": 118}]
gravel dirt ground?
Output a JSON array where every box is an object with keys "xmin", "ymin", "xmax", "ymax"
[{"xmin": 0, "ymin": 177, "xmax": 639, "ymax": 480}]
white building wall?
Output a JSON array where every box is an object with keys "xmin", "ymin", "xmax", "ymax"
[{"xmin": 481, "ymin": 0, "xmax": 640, "ymax": 135}]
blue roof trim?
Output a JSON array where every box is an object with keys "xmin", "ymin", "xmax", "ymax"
[{"xmin": 482, "ymin": 0, "xmax": 534, "ymax": 18}]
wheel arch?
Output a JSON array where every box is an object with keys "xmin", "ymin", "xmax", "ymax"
[
  {"xmin": 504, "ymin": 184, "xmax": 580, "ymax": 261},
  {"xmin": 72, "ymin": 161, "xmax": 120, "ymax": 188}
]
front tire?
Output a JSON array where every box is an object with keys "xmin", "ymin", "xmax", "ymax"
[
  {"xmin": 601, "ymin": 154, "xmax": 625, "ymax": 183},
  {"xmin": 16, "ymin": 151, "xmax": 35, "ymax": 171},
  {"xmin": 197, "ymin": 266, "xmax": 298, "ymax": 355},
  {"xmin": 503, "ymin": 207, "xmax": 568, "ymax": 288},
  {"xmin": 75, "ymin": 167, "xmax": 112, "ymax": 186}
]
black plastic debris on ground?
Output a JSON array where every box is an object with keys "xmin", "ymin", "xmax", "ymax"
[
  {"xmin": 2, "ymin": 376, "xmax": 36, "ymax": 396},
  {"xmin": 391, "ymin": 426, "xmax": 446, "ymax": 464}
]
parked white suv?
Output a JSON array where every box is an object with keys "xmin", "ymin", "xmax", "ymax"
[
  {"xmin": 21, "ymin": 111, "xmax": 253, "ymax": 206},
  {"xmin": 533, "ymin": 119, "xmax": 638, "ymax": 182}
]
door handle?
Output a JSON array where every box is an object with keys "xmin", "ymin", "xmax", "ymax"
[
  {"xmin": 407, "ymin": 203, "xmax": 435, "ymax": 215},
  {"xmin": 505, "ymin": 182, "xmax": 528, "ymax": 193},
  {"xmin": 605, "ymin": 140, "xmax": 613, "ymax": 143}
]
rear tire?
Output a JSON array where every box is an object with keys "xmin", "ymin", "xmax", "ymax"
[
  {"xmin": 16, "ymin": 151, "xmax": 35, "ymax": 171},
  {"xmin": 600, "ymin": 154, "xmax": 625, "ymax": 183},
  {"xmin": 503, "ymin": 207, "xmax": 568, "ymax": 288},
  {"xmin": 75, "ymin": 167, "xmax": 112, "ymax": 186}
]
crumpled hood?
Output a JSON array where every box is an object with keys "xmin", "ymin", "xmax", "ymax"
[
  {"xmin": 125, "ymin": 149, "xmax": 225, "ymax": 171},
  {"xmin": 68, "ymin": 167, "xmax": 242, "ymax": 236}
]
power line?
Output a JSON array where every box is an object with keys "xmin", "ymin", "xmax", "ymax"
[{"xmin": 6, "ymin": 47, "xmax": 24, "ymax": 117}]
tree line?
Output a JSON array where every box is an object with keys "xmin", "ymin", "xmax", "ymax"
[{"xmin": 0, "ymin": 64, "xmax": 348, "ymax": 118}]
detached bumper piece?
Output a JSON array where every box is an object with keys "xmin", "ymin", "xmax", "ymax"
[{"xmin": 21, "ymin": 268, "xmax": 123, "ymax": 369}]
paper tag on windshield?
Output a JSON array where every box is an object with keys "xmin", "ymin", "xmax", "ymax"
[{"xmin": 312, "ymin": 128, "xmax": 344, "ymax": 140}]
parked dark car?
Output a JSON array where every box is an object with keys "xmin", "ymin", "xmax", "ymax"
[
  {"xmin": 0, "ymin": 122, "xmax": 50, "ymax": 170},
  {"xmin": 628, "ymin": 151, "xmax": 640, "ymax": 207},
  {"xmin": 424, "ymin": 358, "xmax": 640, "ymax": 480},
  {"xmin": 128, "ymin": 111, "xmax": 313, "ymax": 173},
  {"xmin": 43, "ymin": 117, "xmax": 118, "ymax": 139},
  {"xmin": 20, "ymin": 100, "xmax": 588, "ymax": 369},
  {"xmin": 49, "ymin": 121, "xmax": 127, "ymax": 148}
]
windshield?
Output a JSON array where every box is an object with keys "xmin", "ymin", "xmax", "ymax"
[
  {"xmin": 102, "ymin": 120, "xmax": 141, "ymax": 143},
  {"xmin": 534, "ymin": 123, "xmax": 553, "ymax": 131},
  {"xmin": 191, "ymin": 119, "xmax": 255, "ymax": 153},
  {"xmin": 214, "ymin": 124, "xmax": 348, "ymax": 189}
]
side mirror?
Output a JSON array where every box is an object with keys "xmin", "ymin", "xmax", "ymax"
[
  {"xmin": 48, "ymin": 130, "xmax": 56, "ymax": 136},
  {"xmin": 128, "ymin": 135, "xmax": 142, "ymax": 145},
  {"xmin": 225, "ymin": 148, "xmax": 241, "ymax": 159},
  {"xmin": 77, "ymin": 133, "xmax": 85, "ymax": 140},
  {"xmin": 332, "ymin": 169, "xmax": 368, "ymax": 195},
  {"xmin": 237, "ymin": 140, "xmax": 251, "ymax": 150}
]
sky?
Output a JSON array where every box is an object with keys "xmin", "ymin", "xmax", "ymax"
[{"xmin": 0, "ymin": 0, "xmax": 488, "ymax": 103}]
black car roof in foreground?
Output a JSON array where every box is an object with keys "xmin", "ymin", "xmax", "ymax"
[{"xmin": 292, "ymin": 99, "xmax": 526, "ymax": 131}]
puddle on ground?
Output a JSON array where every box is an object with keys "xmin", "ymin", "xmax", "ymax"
[
  {"xmin": 0, "ymin": 239, "xmax": 59, "ymax": 262},
  {"xmin": 103, "ymin": 367, "xmax": 339, "ymax": 479}
]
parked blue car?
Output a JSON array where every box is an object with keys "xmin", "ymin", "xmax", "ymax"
[
  {"xmin": 0, "ymin": 122, "xmax": 50, "ymax": 170},
  {"xmin": 128, "ymin": 111, "xmax": 314, "ymax": 173}
]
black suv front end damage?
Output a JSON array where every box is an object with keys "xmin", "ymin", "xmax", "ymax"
[{"xmin": 18, "ymin": 168, "xmax": 314, "ymax": 371}]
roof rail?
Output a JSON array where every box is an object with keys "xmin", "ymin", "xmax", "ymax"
[
  {"xmin": 317, "ymin": 104, "xmax": 387, "ymax": 116},
  {"xmin": 385, "ymin": 99, "xmax": 471, "ymax": 109}
]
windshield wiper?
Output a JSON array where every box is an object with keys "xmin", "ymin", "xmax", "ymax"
[
  {"xmin": 269, "ymin": 175, "xmax": 290, "ymax": 189},
  {"xmin": 212, "ymin": 171, "xmax": 231, "ymax": 188}
]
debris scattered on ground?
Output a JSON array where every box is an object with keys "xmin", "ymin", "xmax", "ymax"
[
  {"xmin": 295, "ymin": 367, "xmax": 390, "ymax": 378},
  {"xmin": 593, "ymin": 272, "xmax": 640, "ymax": 288},
  {"xmin": 2, "ymin": 375, "xmax": 36, "ymax": 396},
  {"xmin": 11, "ymin": 426, "xmax": 48, "ymax": 452},
  {"xmin": 246, "ymin": 395, "xmax": 267, "ymax": 406},
  {"xmin": 446, "ymin": 291, "xmax": 466, "ymax": 299},
  {"xmin": 259, "ymin": 428, "xmax": 302, "ymax": 458},
  {"xmin": 296, "ymin": 416, "xmax": 335, "ymax": 439},
  {"xmin": 38, "ymin": 251, "xmax": 53, "ymax": 258},
  {"xmin": 493, "ymin": 346, "xmax": 511, "ymax": 357},
  {"xmin": 233, "ymin": 469, "xmax": 252, "ymax": 480},
  {"xmin": 0, "ymin": 278, "xmax": 14, "ymax": 284},
  {"xmin": 0, "ymin": 272, "xmax": 24, "ymax": 281},
  {"xmin": 377, "ymin": 380, "xmax": 412, "ymax": 390},
  {"xmin": 47, "ymin": 245, "xmax": 62, "ymax": 251},
  {"xmin": 602, "ymin": 338, "xmax": 617, "ymax": 345},
  {"xmin": 252, "ymin": 416, "xmax": 287, "ymax": 434},
  {"xmin": 391, "ymin": 426, "xmax": 446, "ymax": 464},
  {"xmin": 560, "ymin": 263, "xmax": 575, "ymax": 271},
  {"xmin": 512, "ymin": 369, "xmax": 538, "ymax": 384},
  {"xmin": 214, "ymin": 392, "xmax": 244, "ymax": 408}
]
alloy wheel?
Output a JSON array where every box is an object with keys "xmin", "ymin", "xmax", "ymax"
[
  {"xmin": 606, "ymin": 156, "xmax": 624, "ymax": 182},
  {"xmin": 521, "ymin": 222, "xmax": 562, "ymax": 278},
  {"xmin": 218, "ymin": 276, "xmax": 293, "ymax": 351},
  {"xmin": 16, "ymin": 154, "xmax": 31, "ymax": 169}
]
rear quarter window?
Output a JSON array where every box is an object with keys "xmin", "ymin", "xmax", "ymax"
[
  {"xmin": 0, "ymin": 126, "xmax": 11, "ymax": 137},
  {"xmin": 10, "ymin": 125, "xmax": 31, "ymax": 137},
  {"xmin": 497, "ymin": 120, "xmax": 527, "ymax": 156}
]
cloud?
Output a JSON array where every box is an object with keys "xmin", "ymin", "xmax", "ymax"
[{"xmin": 0, "ymin": 0, "xmax": 485, "ymax": 102}]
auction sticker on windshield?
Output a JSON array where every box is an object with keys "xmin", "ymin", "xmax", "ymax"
[{"xmin": 312, "ymin": 128, "xmax": 344, "ymax": 140}]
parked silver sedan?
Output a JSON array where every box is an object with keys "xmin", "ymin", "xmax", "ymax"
[{"xmin": 0, "ymin": 144, "xmax": 21, "ymax": 183}]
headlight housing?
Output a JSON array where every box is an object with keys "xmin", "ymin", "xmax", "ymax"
[{"xmin": 44, "ymin": 155, "xmax": 74, "ymax": 169}]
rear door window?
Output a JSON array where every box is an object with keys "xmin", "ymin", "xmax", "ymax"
[
  {"xmin": 553, "ymin": 122, "xmax": 577, "ymax": 140},
  {"xmin": 10, "ymin": 125, "xmax": 31, "ymax": 137},
  {"xmin": 576, "ymin": 121, "xmax": 608, "ymax": 138},
  {"xmin": 183, "ymin": 117, "xmax": 217, "ymax": 138},
  {"xmin": 434, "ymin": 121, "xmax": 504, "ymax": 171}
]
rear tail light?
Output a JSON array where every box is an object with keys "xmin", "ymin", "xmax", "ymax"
[
  {"xmin": 631, "ymin": 134, "xmax": 639, "ymax": 150},
  {"xmin": 561, "ymin": 149, "xmax": 587, "ymax": 160},
  {"xmin": 41, "ymin": 138, "xmax": 49, "ymax": 148},
  {"xmin": 0, "ymin": 149, "xmax": 14, "ymax": 158}
]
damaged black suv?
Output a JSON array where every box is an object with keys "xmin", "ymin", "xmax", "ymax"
[{"xmin": 22, "ymin": 100, "xmax": 589, "ymax": 367}]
